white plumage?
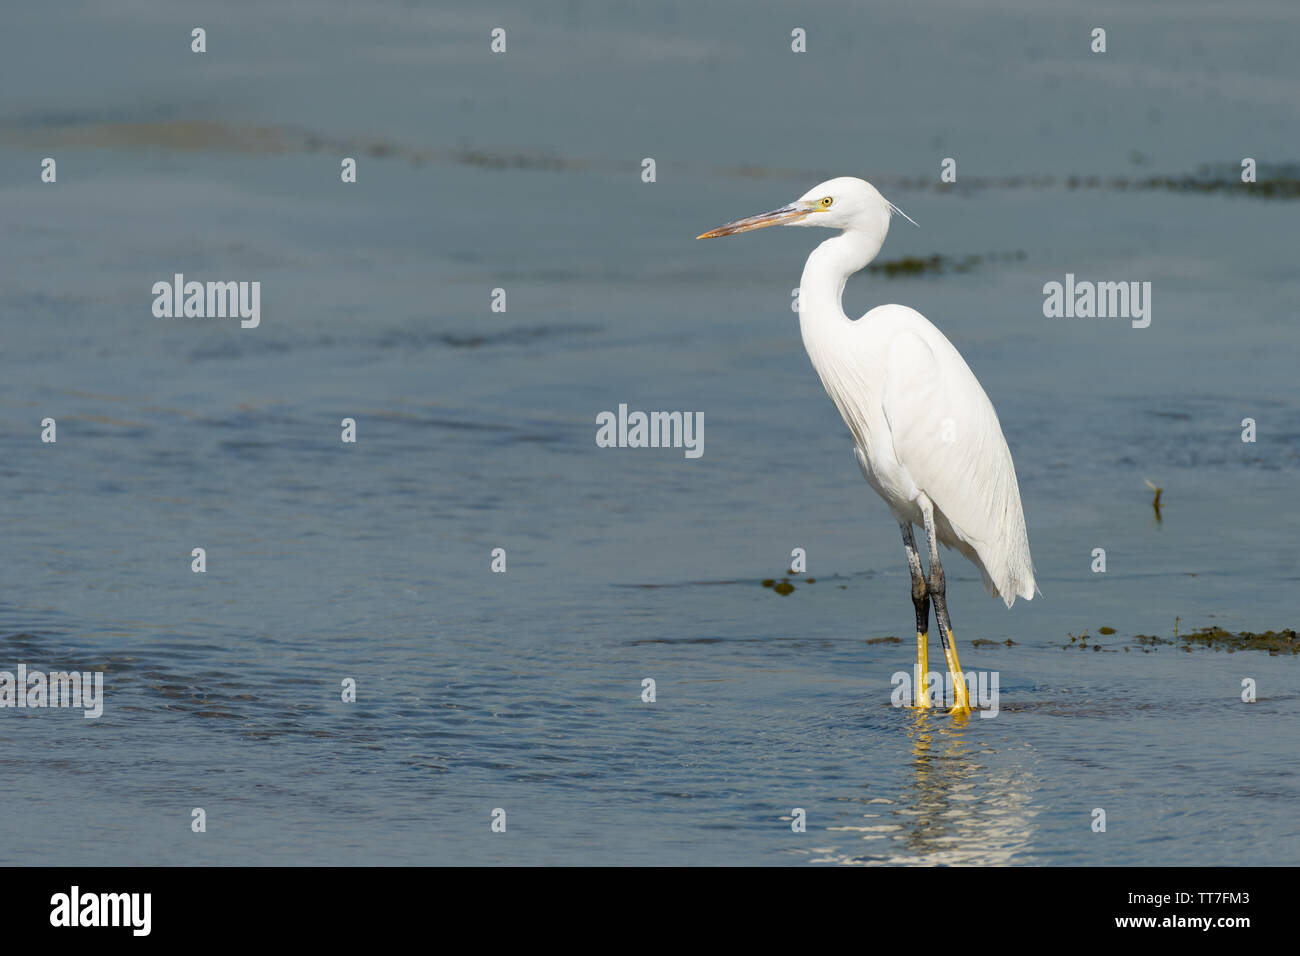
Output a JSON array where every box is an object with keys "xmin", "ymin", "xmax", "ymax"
[
  {"xmin": 699, "ymin": 176, "xmax": 1035, "ymax": 712},
  {"xmin": 837, "ymin": 307, "xmax": 1036, "ymax": 606}
]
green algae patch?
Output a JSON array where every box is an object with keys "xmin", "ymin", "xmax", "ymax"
[
  {"xmin": 1178, "ymin": 627, "xmax": 1299, "ymax": 655},
  {"xmin": 866, "ymin": 250, "xmax": 1026, "ymax": 279},
  {"xmin": 865, "ymin": 636, "xmax": 901, "ymax": 645},
  {"xmin": 1068, "ymin": 627, "xmax": 1299, "ymax": 654},
  {"xmin": 761, "ymin": 574, "xmax": 801, "ymax": 595},
  {"xmin": 1134, "ymin": 633, "xmax": 1173, "ymax": 646}
]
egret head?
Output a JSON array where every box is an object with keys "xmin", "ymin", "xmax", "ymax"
[{"xmin": 697, "ymin": 176, "xmax": 916, "ymax": 240}]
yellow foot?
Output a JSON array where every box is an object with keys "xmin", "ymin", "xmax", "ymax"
[
  {"xmin": 940, "ymin": 629, "xmax": 973, "ymax": 716},
  {"xmin": 948, "ymin": 675, "xmax": 972, "ymax": 716},
  {"xmin": 913, "ymin": 631, "xmax": 931, "ymax": 708}
]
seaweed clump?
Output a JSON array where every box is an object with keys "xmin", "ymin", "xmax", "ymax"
[
  {"xmin": 1073, "ymin": 628, "xmax": 1300, "ymax": 655},
  {"xmin": 1177, "ymin": 627, "xmax": 1299, "ymax": 655}
]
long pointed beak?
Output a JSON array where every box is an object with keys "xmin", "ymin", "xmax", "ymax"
[{"xmin": 697, "ymin": 202, "xmax": 810, "ymax": 239}]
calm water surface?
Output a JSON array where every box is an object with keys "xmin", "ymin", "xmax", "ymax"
[{"xmin": 1, "ymin": 1, "xmax": 1298, "ymax": 864}]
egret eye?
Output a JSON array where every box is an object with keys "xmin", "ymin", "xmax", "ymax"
[{"xmin": 820, "ymin": 197, "xmax": 833, "ymax": 207}]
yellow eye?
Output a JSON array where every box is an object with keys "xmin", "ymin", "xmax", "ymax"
[{"xmin": 820, "ymin": 196, "xmax": 833, "ymax": 207}]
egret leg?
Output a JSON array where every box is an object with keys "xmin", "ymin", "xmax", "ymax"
[
  {"xmin": 899, "ymin": 522, "xmax": 931, "ymax": 708},
  {"xmin": 918, "ymin": 495, "xmax": 971, "ymax": 716}
]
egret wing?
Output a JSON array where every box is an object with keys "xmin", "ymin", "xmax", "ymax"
[{"xmin": 876, "ymin": 324, "xmax": 1035, "ymax": 605}]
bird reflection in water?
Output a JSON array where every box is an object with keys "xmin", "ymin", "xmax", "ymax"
[{"xmin": 813, "ymin": 712, "xmax": 1039, "ymax": 865}]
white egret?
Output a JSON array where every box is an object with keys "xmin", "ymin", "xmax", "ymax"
[{"xmin": 698, "ymin": 177, "xmax": 1037, "ymax": 715}]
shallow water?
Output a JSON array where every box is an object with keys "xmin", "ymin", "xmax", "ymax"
[{"xmin": 2, "ymin": 0, "xmax": 1298, "ymax": 865}]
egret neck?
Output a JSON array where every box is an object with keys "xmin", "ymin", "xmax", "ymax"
[
  {"xmin": 797, "ymin": 226, "xmax": 887, "ymax": 393},
  {"xmin": 798, "ymin": 227, "xmax": 886, "ymax": 336}
]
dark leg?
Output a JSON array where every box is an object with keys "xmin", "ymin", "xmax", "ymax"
[
  {"xmin": 919, "ymin": 495, "xmax": 971, "ymax": 715},
  {"xmin": 900, "ymin": 522, "xmax": 931, "ymax": 708}
]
